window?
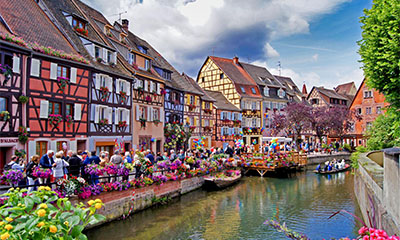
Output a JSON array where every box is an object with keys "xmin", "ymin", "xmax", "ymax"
[
  {"xmin": 48, "ymin": 102, "xmax": 61, "ymax": 115},
  {"xmin": 190, "ymin": 95, "xmax": 194, "ymax": 105},
  {"xmin": 222, "ymin": 127, "xmax": 229, "ymax": 135},
  {"xmin": 189, "ymin": 117, "xmax": 194, "ymax": 126},
  {"xmin": 311, "ymin": 99, "xmax": 319, "ymax": 105},
  {"xmin": 138, "ymin": 46, "xmax": 147, "ymax": 54},
  {"xmin": 128, "ymin": 53, "xmax": 135, "ymax": 65},
  {"xmin": 251, "ymin": 101, "xmax": 257, "ymax": 110},
  {"xmin": 240, "ymin": 87, "xmax": 246, "ymax": 93},
  {"xmin": 95, "ymin": 46, "xmax": 100, "ymax": 58},
  {"xmin": 36, "ymin": 141, "xmax": 47, "ymax": 157},
  {"xmin": 232, "ymin": 113, "xmax": 238, "ymax": 120},
  {"xmin": 251, "ymin": 88, "xmax": 256, "ymax": 94},
  {"xmin": 205, "ymin": 102, "xmax": 210, "ymax": 109},
  {"xmin": 278, "ymin": 89, "xmax": 285, "ymax": 98},
  {"xmin": 175, "ymin": 92, "xmax": 180, "ymax": 103},
  {"xmin": 252, "ymin": 118, "xmax": 257, "ymax": 127},
  {"xmin": 357, "ymin": 108, "xmax": 362, "ymax": 115},
  {"xmin": 56, "ymin": 141, "xmax": 67, "ymax": 154},
  {"xmin": 376, "ymin": 106, "xmax": 382, "ymax": 114},
  {"xmin": 119, "ymin": 80, "xmax": 125, "ymax": 92},
  {"xmin": 107, "ymin": 51, "xmax": 112, "ymax": 63},
  {"xmin": 0, "ymin": 97, "xmax": 7, "ymax": 112},
  {"xmin": 4, "ymin": 53, "xmax": 12, "ymax": 68},
  {"xmin": 220, "ymin": 73, "xmax": 224, "ymax": 79},
  {"xmin": 233, "ymin": 127, "xmax": 239, "ymax": 135},
  {"xmin": 57, "ymin": 65, "xmax": 70, "ymax": 79},
  {"xmin": 72, "ymin": 18, "xmax": 86, "ymax": 29},
  {"xmin": 222, "ymin": 112, "xmax": 228, "ymax": 120},
  {"xmin": 201, "ymin": 77, "xmax": 204, "ymax": 83},
  {"xmin": 145, "ymin": 59, "xmax": 150, "ymax": 70},
  {"xmin": 139, "ymin": 106, "xmax": 146, "ymax": 119},
  {"xmin": 204, "ymin": 119, "xmax": 209, "ymax": 127},
  {"xmin": 100, "ymin": 75, "xmax": 107, "ymax": 88},
  {"xmin": 66, "ymin": 103, "xmax": 73, "ymax": 116},
  {"xmin": 137, "ymin": 79, "xmax": 143, "ymax": 89},
  {"xmin": 364, "ymin": 91, "xmax": 373, "ymax": 98},
  {"xmin": 99, "ymin": 106, "xmax": 106, "ymax": 120},
  {"xmin": 264, "ymin": 87, "xmax": 269, "ymax": 97},
  {"xmin": 153, "ymin": 108, "xmax": 159, "ymax": 121},
  {"xmin": 366, "ymin": 107, "xmax": 372, "ymax": 115}
]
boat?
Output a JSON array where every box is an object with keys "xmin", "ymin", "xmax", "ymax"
[
  {"xmin": 313, "ymin": 164, "xmax": 351, "ymax": 174},
  {"xmin": 203, "ymin": 171, "xmax": 241, "ymax": 189}
]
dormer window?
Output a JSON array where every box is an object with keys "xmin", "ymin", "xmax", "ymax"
[
  {"xmin": 128, "ymin": 53, "xmax": 135, "ymax": 65},
  {"xmin": 264, "ymin": 87, "xmax": 269, "ymax": 97},
  {"xmin": 119, "ymin": 33, "xmax": 127, "ymax": 44},
  {"xmin": 240, "ymin": 87, "xmax": 246, "ymax": 93},
  {"xmin": 251, "ymin": 87, "xmax": 256, "ymax": 94},
  {"xmin": 72, "ymin": 17, "xmax": 87, "ymax": 36},
  {"xmin": 278, "ymin": 89, "xmax": 285, "ymax": 98},
  {"xmin": 138, "ymin": 46, "xmax": 148, "ymax": 54},
  {"xmin": 104, "ymin": 25, "xmax": 113, "ymax": 37},
  {"xmin": 95, "ymin": 46, "xmax": 100, "ymax": 58}
]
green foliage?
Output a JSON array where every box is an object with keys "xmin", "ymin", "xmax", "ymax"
[
  {"xmin": 350, "ymin": 146, "xmax": 368, "ymax": 169},
  {"xmin": 358, "ymin": 0, "xmax": 400, "ymax": 112},
  {"xmin": 343, "ymin": 143, "xmax": 352, "ymax": 152},
  {"xmin": 18, "ymin": 95, "xmax": 29, "ymax": 104},
  {"xmin": 365, "ymin": 111, "xmax": 400, "ymax": 150},
  {"xmin": 0, "ymin": 187, "xmax": 106, "ymax": 240}
]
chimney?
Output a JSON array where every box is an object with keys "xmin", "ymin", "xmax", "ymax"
[
  {"xmin": 233, "ymin": 56, "xmax": 239, "ymax": 64},
  {"xmin": 122, "ymin": 19, "xmax": 129, "ymax": 32}
]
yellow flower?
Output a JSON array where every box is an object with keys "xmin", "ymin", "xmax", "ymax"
[
  {"xmin": 37, "ymin": 222, "xmax": 45, "ymax": 228},
  {"xmin": 45, "ymin": 186, "xmax": 51, "ymax": 191},
  {"xmin": 63, "ymin": 221, "xmax": 69, "ymax": 226},
  {"xmin": 9, "ymin": 188, "xmax": 14, "ymax": 192},
  {"xmin": 49, "ymin": 225, "xmax": 57, "ymax": 233},
  {"xmin": 94, "ymin": 203, "xmax": 102, "ymax": 210},
  {"xmin": 87, "ymin": 200, "xmax": 95, "ymax": 206},
  {"xmin": 37, "ymin": 209, "xmax": 46, "ymax": 217},
  {"xmin": 0, "ymin": 232, "xmax": 10, "ymax": 240},
  {"xmin": 5, "ymin": 217, "xmax": 12, "ymax": 222},
  {"xmin": 4, "ymin": 224, "xmax": 13, "ymax": 231},
  {"xmin": 95, "ymin": 199, "xmax": 102, "ymax": 203},
  {"xmin": 0, "ymin": 221, "xmax": 4, "ymax": 226},
  {"xmin": 39, "ymin": 203, "xmax": 48, "ymax": 209},
  {"xmin": 38, "ymin": 186, "xmax": 45, "ymax": 191},
  {"xmin": 90, "ymin": 209, "xmax": 95, "ymax": 215}
]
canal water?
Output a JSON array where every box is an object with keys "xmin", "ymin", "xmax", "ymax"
[{"xmin": 86, "ymin": 169, "xmax": 362, "ymax": 240}]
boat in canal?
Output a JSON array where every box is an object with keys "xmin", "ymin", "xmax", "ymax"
[
  {"xmin": 203, "ymin": 170, "xmax": 241, "ymax": 189},
  {"xmin": 313, "ymin": 164, "xmax": 351, "ymax": 174}
]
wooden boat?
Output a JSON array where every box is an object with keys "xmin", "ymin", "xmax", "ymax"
[
  {"xmin": 203, "ymin": 172, "xmax": 241, "ymax": 189},
  {"xmin": 313, "ymin": 164, "xmax": 351, "ymax": 174}
]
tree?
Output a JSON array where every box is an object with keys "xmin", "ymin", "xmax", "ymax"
[
  {"xmin": 358, "ymin": 1, "xmax": 400, "ymax": 111},
  {"xmin": 326, "ymin": 105, "xmax": 355, "ymax": 143},
  {"xmin": 366, "ymin": 111, "xmax": 400, "ymax": 150},
  {"xmin": 310, "ymin": 106, "xmax": 331, "ymax": 143},
  {"xmin": 270, "ymin": 113, "xmax": 289, "ymax": 136}
]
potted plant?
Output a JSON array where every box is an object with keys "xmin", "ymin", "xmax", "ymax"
[
  {"xmin": 0, "ymin": 111, "xmax": 10, "ymax": 121},
  {"xmin": 18, "ymin": 95, "xmax": 28, "ymax": 104},
  {"xmin": 74, "ymin": 26, "xmax": 88, "ymax": 36},
  {"xmin": 118, "ymin": 120, "xmax": 127, "ymax": 128},
  {"xmin": 145, "ymin": 95, "xmax": 152, "ymax": 103},
  {"xmin": 153, "ymin": 119, "xmax": 161, "ymax": 126},
  {"xmin": 100, "ymin": 86, "xmax": 109, "ymax": 101},
  {"xmin": 0, "ymin": 64, "xmax": 12, "ymax": 84},
  {"xmin": 65, "ymin": 115, "xmax": 73, "ymax": 128},
  {"xmin": 48, "ymin": 114, "xmax": 62, "ymax": 128},
  {"xmin": 98, "ymin": 118, "xmax": 109, "ymax": 126},
  {"xmin": 139, "ymin": 118, "xmax": 146, "ymax": 129},
  {"xmin": 119, "ymin": 91, "xmax": 127, "ymax": 103},
  {"xmin": 137, "ymin": 86, "xmax": 144, "ymax": 96},
  {"xmin": 57, "ymin": 76, "xmax": 69, "ymax": 93},
  {"xmin": 188, "ymin": 104, "xmax": 196, "ymax": 111},
  {"xmin": 18, "ymin": 126, "xmax": 28, "ymax": 143},
  {"xmin": 96, "ymin": 57, "xmax": 103, "ymax": 63}
]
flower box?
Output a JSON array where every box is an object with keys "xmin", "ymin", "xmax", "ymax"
[
  {"xmin": 118, "ymin": 120, "xmax": 127, "ymax": 128},
  {"xmin": 99, "ymin": 118, "xmax": 109, "ymax": 126},
  {"xmin": 119, "ymin": 91, "xmax": 127, "ymax": 103},
  {"xmin": 188, "ymin": 104, "xmax": 196, "ymax": 111},
  {"xmin": 48, "ymin": 114, "xmax": 62, "ymax": 128},
  {"xmin": 145, "ymin": 95, "xmax": 152, "ymax": 103},
  {"xmin": 0, "ymin": 111, "xmax": 10, "ymax": 121},
  {"xmin": 74, "ymin": 26, "xmax": 88, "ymax": 36},
  {"xmin": 65, "ymin": 115, "xmax": 73, "ymax": 128},
  {"xmin": 100, "ymin": 86, "xmax": 109, "ymax": 101},
  {"xmin": 139, "ymin": 118, "xmax": 147, "ymax": 129},
  {"xmin": 153, "ymin": 119, "xmax": 161, "ymax": 126},
  {"xmin": 203, "ymin": 126, "xmax": 212, "ymax": 132},
  {"xmin": 57, "ymin": 76, "xmax": 69, "ymax": 93},
  {"xmin": 222, "ymin": 119, "xmax": 231, "ymax": 124},
  {"xmin": 204, "ymin": 109, "xmax": 212, "ymax": 114}
]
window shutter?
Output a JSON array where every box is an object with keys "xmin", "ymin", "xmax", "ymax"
[
  {"xmin": 160, "ymin": 109, "xmax": 164, "ymax": 122},
  {"xmin": 30, "ymin": 58, "xmax": 40, "ymax": 77},
  {"xmin": 256, "ymin": 102, "xmax": 260, "ymax": 110},
  {"xmin": 210, "ymin": 120, "xmax": 214, "ymax": 126},
  {"xmin": 125, "ymin": 109, "xmax": 130, "ymax": 125},
  {"xmin": 28, "ymin": 141, "xmax": 36, "ymax": 160},
  {"xmin": 147, "ymin": 106, "xmax": 151, "ymax": 121},
  {"xmin": 220, "ymin": 112, "xmax": 224, "ymax": 120},
  {"xmin": 239, "ymin": 113, "xmax": 242, "ymax": 121},
  {"xmin": 157, "ymin": 83, "xmax": 161, "ymax": 95},
  {"xmin": 50, "ymin": 63, "xmax": 58, "ymax": 80},
  {"xmin": 102, "ymin": 48, "xmax": 107, "ymax": 61},
  {"xmin": 186, "ymin": 95, "xmax": 190, "ymax": 104},
  {"xmin": 210, "ymin": 103, "xmax": 213, "ymax": 110},
  {"xmin": 115, "ymin": 108, "xmax": 119, "ymax": 124},
  {"xmin": 116, "ymin": 79, "xmax": 120, "ymax": 93},
  {"xmin": 133, "ymin": 78, "xmax": 138, "ymax": 89},
  {"xmin": 227, "ymin": 112, "xmax": 231, "ymax": 120},
  {"xmin": 136, "ymin": 105, "xmax": 140, "ymax": 121},
  {"xmin": 12, "ymin": 56, "xmax": 20, "ymax": 73},
  {"xmin": 195, "ymin": 96, "xmax": 199, "ymax": 105},
  {"xmin": 70, "ymin": 67, "xmax": 77, "ymax": 83},
  {"xmin": 74, "ymin": 103, "xmax": 82, "ymax": 121},
  {"xmin": 202, "ymin": 101, "xmax": 205, "ymax": 109},
  {"xmin": 194, "ymin": 117, "xmax": 197, "ymax": 126},
  {"xmin": 144, "ymin": 80, "xmax": 148, "ymax": 91},
  {"xmin": 256, "ymin": 118, "xmax": 260, "ymax": 127},
  {"xmin": 94, "ymin": 105, "xmax": 100, "ymax": 123},
  {"xmin": 70, "ymin": 140, "xmax": 77, "ymax": 152},
  {"xmin": 95, "ymin": 74, "xmax": 101, "ymax": 89},
  {"xmin": 39, "ymin": 100, "xmax": 49, "ymax": 119},
  {"xmin": 221, "ymin": 127, "xmax": 224, "ymax": 136},
  {"xmin": 107, "ymin": 107, "xmax": 112, "ymax": 123},
  {"xmin": 113, "ymin": 52, "xmax": 117, "ymax": 64},
  {"xmin": 108, "ymin": 76, "xmax": 113, "ymax": 93},
  {"xmin": 150, "ymin": 81, "xmax": 154, "ymax": 93},
  {"xmin": 126, "ymin": 81, "xmax": 131, "ymax": 96}
]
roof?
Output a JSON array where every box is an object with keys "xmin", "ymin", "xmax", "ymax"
[
  {"xmin": 302, "ymin": 84, "xmax": 308, "ymax": 95},
  {"xmin": 208, "ymin": 56, "xmax": 262, "ymax": 99},
  {"xmin": 241, "ymin": 63, "xmax": 284, "ymax": 88},
  {"xmin": 308, "ymin": 86, "xmax": 349, "ymax": 101},
  {"xmin": 181, "ymin": 73, "xmax": 215, "ymax": 101},
  {"xmin": 335, "ymin": 82, "xmax": 356, "ymax": 95},
  {"xmin": 0, "ymin": 0, "xmax": 76, "ymax": 54},
  {"xmin": 204, "ymin": 90, "xmax": 240, "ymax": 112}
]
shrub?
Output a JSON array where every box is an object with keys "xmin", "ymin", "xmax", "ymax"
[{"xmin": 350, "ymin": 146, "xmax": 368, "ymax": 169}]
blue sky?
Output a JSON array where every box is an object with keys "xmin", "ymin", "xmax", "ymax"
[{"xmin": 84, "ymin": 0, "xmax": 372, "ymax": 90}]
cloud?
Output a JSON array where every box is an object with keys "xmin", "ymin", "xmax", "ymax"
[
  {"xmin": 312, "ymin": 54, "xmax": 319, "ymax": 61},
  {"xmin": 336, "ymin": 68, "xmax": 364, "ymax": 88},
  {"xmin": 83, "ymin": 0, "xmax": 350, "ymax": 75}
]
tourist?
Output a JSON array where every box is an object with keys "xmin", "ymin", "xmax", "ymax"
[
  {"xmin": 4, "ymin": 155, "xmax": 18, "ymax": 170},
  {"xmin": 40, "ymin": 150, "xmax": 54, "ymax": 169},
  {"xmin": 52, "ymin": 152, "xmax": 69, "ymax": 181},
  {"xmin": 87, "ymin": 151, "xmax": 101, "ymax": 184},
  {"xmin": 178, "ymin": 149, "xmax": 185, "ymax": 160},
  {"xmin": 170, "ymin": 150, "xmax": 177, "ymax": 160},
  {"xmin": 315, "ymin": 164, "xmax": 321, "ymax": 173},
  {"xmin": 335, "ymin": 142, "xmax": 340, "ymax": 152},
  {"xmin": 163, "ymin": 152, "xmax": 169, "ymax": 160},
  {"xmin": 68, "ymin": 152, "xmax": 81, "ymax": 177},
  {"xmin": 124, "ymin": 152, "xmax": 133, "ymax": 164},
  {"xmin": 145, "ymin": 150, "xmax": 155, "ymax": 165},
  {"xmin": 11, "ymin": 157, "xmax": 26, "ymax": 172},
  {"xmin": 110, "ymin": 150, "xmax": 123, "ymax": 168},
  {"xmin": 99, "ymin": 152, "xmax": 108, "ymax": 167},
  {"xmin": 26, "ymin": 155, "xmax": 40, "ymax": 192},
  {"xmin": 225, "ymin": 145, "xmax": 234, "ymax": 157},
  {"xmin": 156, "ymin": 152, "xmax": 163, "ymax": 162},
  {"xmin": 64, "ymin": 150, "xmax": 73, "ymax": 161},
  {"xmin": 133, "ymin": 151, "xmax": 142, "ymax": 179}
]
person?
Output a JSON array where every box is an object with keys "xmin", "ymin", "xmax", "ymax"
[
  {"xmin": 327, "ymin": 163, "xmax": 333, "ymax": 172},
  {"xmin": 178, "ymin": 149, "xmax": 185, "ymax": 161},
  {"xmin": 124, "ymin": 152, "xmax": 133, "ymax": 164},
  {"xmin": 52, "ymin": 152, "xmax": 69, "ymax": 181},
  {"xmin": 170, "ymin": 150, "xmax": 176, "ymax": 161},
  {"xmin": 64, "ymin": 150, "xmax": 73, "ymax": 161},
  {"xmin": 145, "ymin": 150, "xmax": 155, "ymax": 165},
  {"xmin": 26, "ymin": 155, "xmax": 40, "ymax": 192},
  {"xmin": 156, "ymin": 152, "xmax": 163, "ymax": 162},
  {"xmin": 133, "ymin": 151, "xmax": 142, "ymax": 179},
  {"xmin": 324, "ymin": 160, "xmax": 330, "ymax": 172},
  {"xmin": 89, "ymin": 151, "xmax": 101, "ymax": 165},
  {"xmin": 99, "ymin": 152, "xmax": 109, "ymax": 167},
  {"xmin": 11, "ymin": 157, "xmax": 25, "ymax": 172},
  {"xmin": 40, "ymin": 150, "xmax": 54, "ymax": 169},
  {"xmin": 316, "ymin": 164, "xmax": 321, "ymax": 173},
  {"xmin": 4, "ymin": 155, "xmax": 18, "ymax": 170},
  {"xmin": 110, "ymin": 150, "xmax": 123, "ymax": 168},
  {"xmin": 68, "ymin": 152, "xmax": 81, "ymax": 177},
  {"xmin": 162, "ymin": 152, "xmax": 169, "ymax": 160},
  {"xmin": 225, "ymin": 145, "xmax": 234, "ymax": 157},
  {"xmin": 335, "ymin": 141, "xmax": 340, "ymax": 152}
]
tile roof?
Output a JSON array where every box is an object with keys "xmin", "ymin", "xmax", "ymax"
[
  {"xmin": 181, "ymin": 73, "xmax": 215, "ymax": 102},
  {"xmin": 312, "ymin": 87, "xmax": 349, "ymax": 101},
  {"xmin": 0, "ymin": 0, "xmax": 76, "ymax": 54},
  {"xmin": 204, "ymin": 90, "xmax": 240, "ymax": 112},
  {"xmin": 241, "ymin": 63, "xmax": 285, "ymax": 88},
  {"xmin": 335, "ymin": 82, "xmax": 355, "ymax": 95}
]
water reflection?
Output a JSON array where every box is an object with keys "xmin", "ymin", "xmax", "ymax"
[{"xmin": 86, "ymin": 170, "xmax": 361, "ymax": 240}]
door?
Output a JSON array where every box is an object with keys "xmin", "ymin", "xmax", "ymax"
[
  {"xmin": 156, "ymin": 140, "xmax": 161, "ymax": 154},
  {"xmin": 0, "ymin": 148, "xmax": 6, "ymax": 172}
]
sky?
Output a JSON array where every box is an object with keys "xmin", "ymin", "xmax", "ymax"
[{"xmin": 83, "ymin": 0, "xmax": 373, "ymax": 90}]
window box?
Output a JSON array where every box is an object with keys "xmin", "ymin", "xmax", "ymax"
[
  {"xmin": 96, "ymin": 57, "xmax": 103, "ymax": 63},
  {"xmin": 57, "ymin": 76, "xmax": 69, "ymax": 93},
  {"xmin": 18, "ymin": 126, "xmax": 28, "ymax": 144},
  {"xmin": 119, "ymin": 91, "xmax": 127, "ymax": 103},
  {"xmin": 100, "ymin": 86, "xmax": 109, "ymax": 101},
  {"xmin": 118, "ymin": 120, "xmax": 127, "ymax": 128},
  {"xmin": 233, "ymin": 120, "xmax": 241, "ymax": 126},
  {"xmin": 65, "ymin": 115, "xmax": 73, "ymax": 128},
  {"xmin": 0, "ymin": 64, "xmax": 12, "ymax": 84},
  {"xmin": 48, "ymin": 114, "xmax": 62, "ymax": 128},
  {"xmin": 222, "ymin": 119, "xmax": 231, "ymax": 124},
  {"xmin": 188, "ymin": 104, "xmax": 196, "ymax": 111},
  {"xmin": 145, "ymin": 95, "xmax": 152, "ymax": 103},
  {"xmin": 74, "ymin": 26, "xmax": 88, "ymax": 36},
  {"xmin": 153, "ymin": 119, "xmax": 161, "ymax": 126},
  {"xmin": 204, "ymin": 109, "xmax": 212, "ymax": 114},
  {"xmin": 139, "ymin": 118, "xmax": 146, "ymax": 129},
  {"xmin": 98, "ymin": 118, "xmax": 109, "ymax": 127},
  {"xmin": 204, "ymin": 126, "xmax": 212, "ymax": 132},
  {"xmin": 0, "ymin": 111, "xmax": 10, "ymax": 121}
]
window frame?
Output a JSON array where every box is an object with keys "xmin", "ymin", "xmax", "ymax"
[
  {"xmin": 251, "ymin": 87, "xmax": 256, "ymax": 94},
  {"xmin": 57, "ymin": 65, "xmax": 70, "ymax": 79},
  {"xmin": 65, "ymin": 103, "xmax": 73, "ymax": 117},
  {"xmin": 0, "ymin": 97, "xmax": 8, "ymax": 112},
  {"xmin": 48, "ymin": 101, "xmax": 61, "ymax": 115},
  {"xmin": 36, "ymin": 141, "xmax": 48, "ymax": 157}
]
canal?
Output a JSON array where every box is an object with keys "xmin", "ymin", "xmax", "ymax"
[{"xmin": 86, "ymin": 169, "xmax": 361, "ymax": 240}]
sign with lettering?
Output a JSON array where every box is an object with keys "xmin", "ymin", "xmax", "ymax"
[{"xmin": 0, "ymin": 138, "xmax": 18, "ymax": 143}]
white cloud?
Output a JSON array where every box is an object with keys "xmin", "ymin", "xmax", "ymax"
[
  {"xmin": 336, "ymin": 68, "xmax": 364, "ymax": 88},
  {"xmin": 312, "ymin": 54, "xmax": 319, "ymax": 61},
  {"xmin": 264, "ymin": 43, "xmax": 280, "ymax": 58}
]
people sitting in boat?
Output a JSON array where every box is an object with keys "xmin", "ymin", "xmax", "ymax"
[
  {"xmin": 316, "ymin": 164, "xmax": 322, "ymax": 172},
  {"xmin": 327, "ymin": 163, "xmax": 333, "ymax": 172},
  {"xmin": 324, "ymin": 160, "xmax": 330, "ymax": 171},
  {"xmin": 339, "ymin": 159, "xmax": 346, "ymax": 169}
]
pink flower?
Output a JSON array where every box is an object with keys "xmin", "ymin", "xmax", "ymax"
[
  {"xmin": 359, "ymin": 226, "xmax": 369, "ymax": 236},
  {"xmin": 362, "ymin": 236, "xmax": 369, "ymax": 240},
  {"xmin": 377, "ymin": 230, "xmax": 388, "ymax": 238}
]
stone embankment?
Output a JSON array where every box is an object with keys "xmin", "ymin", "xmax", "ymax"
[
  {"xmin": 354, "ymin": 148, "xmax": 400, "ymax": 236},
  {"xmin": 307, "ymin": 152, "xmax": 351, "ymax": 165}
]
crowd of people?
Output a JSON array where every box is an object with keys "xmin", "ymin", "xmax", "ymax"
[{"xmin": 315, "ymin": 158, "xmax": 347, "ymax": 172}]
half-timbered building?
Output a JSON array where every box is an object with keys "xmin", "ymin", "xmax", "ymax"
[
  {"xmin": 41, "ymin": 0, "xmax": 134, "ymax": 153},
  {"xmin": 204, "ymin": 91, "xmax": 241, "ymax": 149},
  {"xmin": 197, "ymin": 56, "xmax": 263, "ymax": 151}
]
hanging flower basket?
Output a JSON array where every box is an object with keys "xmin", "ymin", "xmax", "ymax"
[
  {"xmin": 137, "ymin": 87, "xmax": 144, "ymax": 96},
  {"xmin": 0, "ymin": 64, "xmax": 12, "ymax": 85},
  {"xmin": 18, "ymin": 126, "xmax": 28, "ymax": 143},
  {"xmin": 233, "ymin": 120, "xmax": 241, "ymax": 126},
  {"xmin": 100, "ymin": 86, "xmax": 109, "ymax": 101},
  {"xmin": 161, "ymin": 88, "xmax": 166, "ymax": 95},
  {"xmin": 18, "ymin": 95, "xmax": 28, "ymax": 104},
  {"xmin": 49, "ymin": 114, "xmax": 62, "ymax": 127},
  {"xmin": 139, "ymin": 118, "xmax": 147, "ymax": 129},
  {"xmin": 118, "ymin": 120, "xmax": 127, "ymax": 128},
  {"xmin": 188, "ymin": 104, "xmax": 196, "ymax": 111},
  {"xmin": 98, "ymin": 118, "xmax": 109, "ymax": 126},
  {"xmin": 153, "ymin": 119, "xmax": 161, "ymax": 126},
  {"xmin": 222, "ymin": 119, "xmax": 231, "ymax": 124},
  {"xmin": 119, "ymin": 91, "xmax": 127, "ymax": 103},
  {"xmin": 65, "ymin": 115, "xmax": 73, "ymax": 128},
  {"xmin": 145, "ymin": 95, "xmax": 152, "ymax": 103},
  {"xmin": 204, "ymin": 109, "xmax": 212, "ymax": 114},
  {"xmin": 0, "ymin": 111, "xmax": 10, "ymax": 121},
  {"xmin": 57, "ymin": 76, "xmax": 69, "ymax": 93},
  {"xmin": 204, "ymin": 126, "xmax": 212, "ymax": 132},
  {"xmin": 74, "ymin": 26, "xmax": 88, "ymax": 36}
]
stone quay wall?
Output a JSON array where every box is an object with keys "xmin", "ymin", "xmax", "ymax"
[
  {"xmin": 354, "ymin": 149, "xmax": 400, "ymax": 236},
  {"xmin": 73, "ymin": 176, "xmax": 205, "ymax": 228},
  {"xmin": 307, "ymin": 152, "xmax": 351, "ymax": 165}
]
